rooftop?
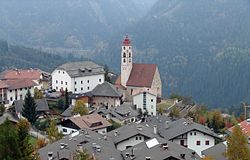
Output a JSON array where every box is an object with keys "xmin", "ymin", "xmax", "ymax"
[
  {"xmin": 55, "ymin": 61, "xmax": 105, "ymax": 78},
  {"xmin": 90, "ymin": 81, "xmax": 122, "ymax": 98},
  {"xmin": 14, "ymin": 98, "xmax": 50, "ymax": 113},
  {"xmin": 0, "ymin": 79, "xmax": 37, "ymax": 90},
  {"xmin": 0, "ymin": 69, "xmax": 41, "ymax": 80},
  {"xmin": 126, "ymin": 63, "xmax": 157, "ymax": 88}
]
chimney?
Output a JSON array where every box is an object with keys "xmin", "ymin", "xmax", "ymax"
[
  {"xmin": 162, "ymin": 143, "xmax": 168, "ymax": 150},
  {"xmin": 96, "ymin": 145, "xmax": 101, "ymax": 152},
  {"xmin": 47, "ymin": 152, "xmax": 53, "ymax": 160},
  {"xmin": 165, "ymin": 121, "xmax": 169, "ymax": 129},
  {"xmin": 153, "ymin": 125, "xmax": 157, "ymax": 134},
  {"xmin": 60, "ymin": 143, "xmax": 65, "ymax": 149},
  {"xmin": 114, "ymin": 131, "xmax": 118, "ymax": 136},
  {"xmin": 125, "ymin": 152, "xmax": 130, "ymax": 158},
  {"xmin": 180, "ymin": 153, "xmax": 185, "ymax": 159}
]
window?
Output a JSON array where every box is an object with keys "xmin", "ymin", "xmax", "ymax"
[
  {"xmin": 151, "ymin": 99, "xmax": 153, "ymax": 102},
  {"xmin": 99, "ymin": 79, "xmax": 101, "ymax": 82},
  {"xmin": 123, "ymin": 59, "xmax": 126, "ymax": 63},
  {"xmin": 190, "ymin": 132, "xmax": 192, "ymax": 136},
  {"xmin": 87, "ymin": 80, "xmax": 89, "ymax": 83},
  {"xmin": 20, "ymin": 88, "xmax": 22, "ymax": 91},
  {"xmin": 139, "ymin": 136, "xmax": 142, "ymax": 140},
  {"xmin": 65, "ymin": 82, "xmax": 67, "ymax": 85},
  {"xmin": 10, "ymin": 97, "xmax": 13, "ymax": 101},
  {"xmin": 87, "ymin": 87, "xmax": 90, "ymax": 90},
  {"xmin": 56, "ymin": 87, "xmax": 58, "ymax": 90},
  {"xmin": 129, "ymin": 52, "xmax": 131, "ymax": 57},
  {"xmin": 205, "ymin": 140, "xmax": 209, "ymax": 145},
  {"xmin": 123, "ymin": 46, "xmax": 125, "ymax": 50},
  {"xmin": 194, "ymin": 132, "xmax": 196, "ymax": 135},
  {"xmin": 61, "ymin": 81, "xmax": 63, "ymax": 84},
  {"xmin": 63, "ymin": 72, "xmax": 65, "ymax": 74},
  {"xmin": 75, "ymin": 88, "xmax": 77, "ymax": 92},
  {"xmin": 9, "ymin": 90, "xmax": 12, "ymax": 92},
  {"xmin": 81, "ymin": 81, "xmax": 83, "ymax": 84},
  {"xmin": 123, "ymin": 52, "xmax": 126, "ymax": 57},
  {"xmin": 180, "ymin": 140, "xmax": 185, "ymax": 146},
  {"xmin": 58, "ymin": 71, "xmax": 60, "ymax": 73},
  {"xmin": 56, "ymin": 80, "xmax": 58, "ymax": 84},
  {"xmin": 196, "ymin": 141, "xmax": 200, "ymax": 146},
  {"xmin": 75, "ymin": 81, "xmax": 77, "ymax": 85},
  {"xmin": 25, "ymin": 87, "xmax": 27, "ymax": 90},
  {"xmin": 63, "ymin": 128, "xmax": 67, "ymax": 133},
  {"xmin": 135, "ymin": 137, "xmax": 138, "ymax": 140},
  {"xmin": 151, "ymin": 105, "xmax": 153, "ymax": 109},
  {"xmin": 81, "ymin": 87, "xmax": 83, "ymax": 91}
]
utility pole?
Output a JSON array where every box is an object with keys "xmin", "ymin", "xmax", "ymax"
[{"xmin": 242, "ymin": 102, "xmax": 250, "ymax": 120}]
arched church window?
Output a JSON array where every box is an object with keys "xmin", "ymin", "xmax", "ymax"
[
  {"xmin": 123, "ymin": 46, "xmax": 125, "ymax": 50},
  {"xmin": 123, "ymin": 59, "xmax": 126, "ymax": 63},
  {"xmin": 129, "ymin": 52, "xmax": 131, "ymax": 57},
  {"xmin": 123, "ymin": 52, "xmax": 126, "ymax": 57}
]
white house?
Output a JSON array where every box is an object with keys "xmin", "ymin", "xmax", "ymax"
[
  {"xmin": 145, "ymin": 117, "xmax": 220, "ymax": 157},
  {"xmin": 51, "ymin": 61, "xmax": 105, "ymax": 93},
  {"xmin": 115, "ymin": 35, "xmax": 162, "ymax": 101},
  {"xmin": 107, "ymin": 124, "xmax": 156, "ymax": 151},
  {"xmin": 57, "ymin": 113, "xmax": 111, "ymax": 135},
  {"xmin": 0, "ymin": 79, "xmax": 36, "ymax": 107},
  {"xmin": 132, "ymin": 88, "xmax": 157, "ymax": 116}
]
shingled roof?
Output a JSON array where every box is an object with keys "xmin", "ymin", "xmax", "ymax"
[
  {"xmin": 55, "ymin": 61, "xmax": 105, "ymax": 78},
  {"xmin": 90, "ymin": 81, "xmax": 122, "ymax": 97},
  {"xmin": 14, "ymin": 98, "xmax": 50, "ymax": 113},
  {"xmin": 0, "ymin": 79, "xmax": 37, "ymax": 90},
  {"xmin": 126, "ymin": 63, "xmax": 157, "ymax": 87}
]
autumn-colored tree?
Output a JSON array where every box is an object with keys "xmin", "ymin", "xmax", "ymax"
[
  {"xmin": 202, "ymin": 156, "xmax": 214, "ymax": 160},
  {"xmin": 72, "ymin": 100, "xmax": 89, "ymax": 116},
  {"xmin": 73, "ymin": 149, "xmax": 94, "ymax": 160},
  {"xmin": 36, "ymin": 138, "xmax": 47, "ymax": 150},
  {"xmin": 158, "ymin": 106, "xmax": 164, "ymax": 115},
  {"xmin": 226, "ymin": 125, "xmax": 250, "ymax": 160},
  {"xmin": 34, "ymin": 88, "xmax": 43, "ymax": 99},
  {"xmin": 0, "ymin": 104, "xmax": 5, "ymax": 115},
  {"xmin": 17, "ymin": 119, "xmax": 33, "ymax": 160},
  {"xmin": 47, "ymin": 120, "xmax": 62, "ymax": 143},
  {"xmin": 198, "ymin": 116, "xmax": 206, "ymax": 125}
]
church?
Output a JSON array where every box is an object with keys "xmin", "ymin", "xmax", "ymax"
[{"xmin": 115, "ymin": 35, "xmax": 162, "ymax": 101}]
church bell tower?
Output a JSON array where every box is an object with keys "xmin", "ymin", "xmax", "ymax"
[{"xmin": 121, "ymin": 35, "xmax": 133, "ymax": 87}]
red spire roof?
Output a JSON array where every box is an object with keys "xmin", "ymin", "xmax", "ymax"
[{"xmin": 122, "ymin": 35, "xmax": 131, "ymax": 46}]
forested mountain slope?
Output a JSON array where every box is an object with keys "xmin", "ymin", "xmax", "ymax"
[{"xmin": 101, "ymin": 0, "xmax": 250, "ymax": 107}]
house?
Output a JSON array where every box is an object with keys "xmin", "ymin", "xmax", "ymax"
[
  {"xmin": 51, "ymin": 61, "xmax": 105, "ymax": 93},
  {"xmin": 96, "ymin": 102, "xmax": 139, "ymax": 124},
  {"xmin": 0, "ymin": 79, "xmax": 36, "ymax": 107},
  {"xmin": 57, "ymin": 113, "xmax": 111, "ymax": 135},
  {"xmin": 202, "ymin": 141, "xmax": 228, "ymax": 160},
  {"xmin": 38, "ymin": 129, "xmax": 123, "ymax": 160},
  {"xmin": 143, "ymin": 117, "xmax": 220, "ymax": 156},
  {"xmin": 107, "ymin": 123, "xmax": 157, "ymax": 151},
  {"xmin": 14, "ymin": 98, "xmax": 50, "ymax": 119},
  {"xmin": 0, "ymin": 69, "xmax": 50, "ymax": 90},
  {"xmin": 132, "ymin": 88, "xmax": 157, "ymax": 116},
  {"xmin": 122, "ymin": 137, "xmax": 201, "ymax": 160},
  {"xmin": 0, "ymin": 112, "xmax": 18, "ymax": 125},
  {"xmin": 88, "ymin": 81, "xmax": 123, "ymax": 108},
  {"xmin": 115, "ymin": 35, "xmax": 162, "ymax": 101},
  {"xmin": 228, "ymin": 119, "xmax": 250, "ymax": 138}
]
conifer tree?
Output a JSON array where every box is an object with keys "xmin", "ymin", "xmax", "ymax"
[
  {"xmin": 0, "ymin": 119, "xmax": 21, "ymax": 159},
  {"xmin": 226, "ymin": 125, "xmax": 250, "ymax": 160},
  {"xmin": 22, "ymin": 90, "xmax": 38, "ymax": 124},
  {"xmin": 65, "ymin": 88, "xmax": 69, "ymax": 109}
]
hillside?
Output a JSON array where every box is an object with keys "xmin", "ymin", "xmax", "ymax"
[
  {"xmin": 0, "ymin": 0, "xmax": 156, "ymax": 51},
  {"xmin": 101, "ymin": 0, "xmax": 250, "ymax": 107},
  {"xmin": 0, "ymin": 40, "xmax": 76, "ymax": 72}
]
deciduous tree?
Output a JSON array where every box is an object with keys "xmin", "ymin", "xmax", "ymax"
[
  {"xmin": 34, "ymin": 88, "xmax": 43, "ymax": 99},
  {"xmin": 72, "ymin": 100, "xmax": 89, "ymax": 116},
  {"xmin": 226, "ymin": 125, "xmax": 250, "ymax": 160},
  {"xmin": 47, "ymin": 120, "xmax": 62, "ymax": 143}
]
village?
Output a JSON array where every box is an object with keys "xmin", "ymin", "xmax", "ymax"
[{"xmin": 0, "ymin": 35, "xmax": 249, "ymax": 160}]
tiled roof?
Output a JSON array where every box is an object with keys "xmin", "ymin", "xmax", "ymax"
[
  {"xmin": 228, "ymin": 120, "xmax": 250, "ymax": 136},
  {"xmin": 126, "ymin": 63, "xmax": 157, "ymax": 87},
  {"xmin": 55, "ymin": 61, "xmax": 105, "ymax": 78},
  {"xmin": 0, "ymin": 79, "xmax": 37, "ymax": 90},
  {"xmin": 68, "ymin": 113, "xmax": 111, "ymax": 130},
  {"xmin": 0, "ymin": 69, "xmax": 41, "ymax": 80}
]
